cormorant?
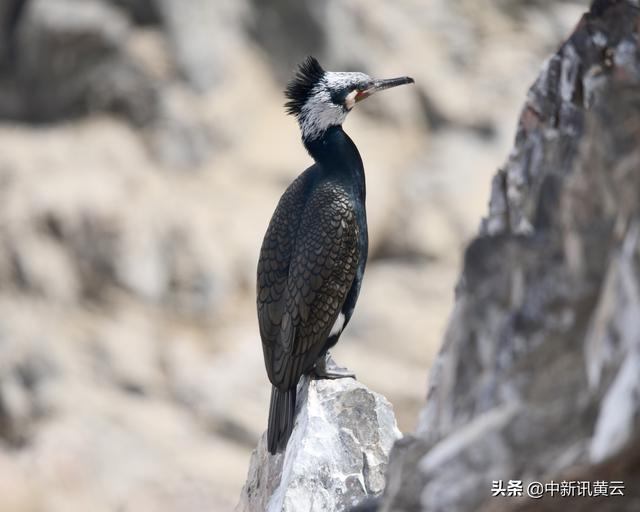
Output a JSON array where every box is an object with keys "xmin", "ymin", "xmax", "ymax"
[{"xmin": 257, "ymin": 57, "xmax": 414, "ymax": 454}]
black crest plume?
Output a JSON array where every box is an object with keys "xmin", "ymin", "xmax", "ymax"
[{"xmin": 284, "ymin": 56, "xmax": 326, "ymax": 116}]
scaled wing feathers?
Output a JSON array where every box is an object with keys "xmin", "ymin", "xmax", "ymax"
[{"xmin": 257, "ymin": 175, "xmax": 359, "ymax": 389}]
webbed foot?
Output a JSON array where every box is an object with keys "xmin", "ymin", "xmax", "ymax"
[{"xmin": 311, "ymin": 353, "xmax": 356, "ymax": 380}]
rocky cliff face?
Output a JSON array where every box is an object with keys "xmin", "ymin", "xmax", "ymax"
[{"xmin": 379, "ymin": 1, "xmax": 640, "ymax": 510}]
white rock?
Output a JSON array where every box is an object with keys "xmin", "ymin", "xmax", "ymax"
[{"xmin": 237, "ymin": 376, "xmax": 400, "ymax": 512}]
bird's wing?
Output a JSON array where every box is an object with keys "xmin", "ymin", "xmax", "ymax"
[
  {"xmin": 257, "ymin": 172, "xmax": 310, "ymax": 363},
  {"xmin": 267, "ymin": 181, "xmax": 359, "ymax": 390}
]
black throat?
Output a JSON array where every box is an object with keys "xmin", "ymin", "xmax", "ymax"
[{"xmin": 302, "ymin": 125, "xmax": 366, "ymax": 199}]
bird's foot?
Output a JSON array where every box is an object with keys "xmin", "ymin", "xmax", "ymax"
[{"xmin": 312, "ymin": 353, "xmax": 356, "ymax": 380}]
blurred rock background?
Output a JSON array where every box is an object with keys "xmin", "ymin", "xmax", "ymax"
[{"xmin": 0, "ymin": 0, "xmax": 589, "ymax": 510}]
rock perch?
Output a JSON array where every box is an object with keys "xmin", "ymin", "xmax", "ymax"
[{"xmin": 236, "ymin": 376, "xmax": 400, "ymax": 512}]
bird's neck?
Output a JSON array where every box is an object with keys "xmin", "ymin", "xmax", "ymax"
[{"xmin": 302, "ymin": 125, "xmax": 365, "ymax": 190}]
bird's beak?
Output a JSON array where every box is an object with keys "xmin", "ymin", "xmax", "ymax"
[{"xmin": 356, "ymin": 76, "xmax": 414, "ymax": 102}]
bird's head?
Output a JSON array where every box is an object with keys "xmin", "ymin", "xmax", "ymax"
[{"xmin": 285, "ymin": 56, "xmax": 414, "ymax": 142}]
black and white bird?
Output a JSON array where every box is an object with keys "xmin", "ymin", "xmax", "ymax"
[{"xmin": 257, "ymin": 57, "xmax": 414, "ymax": 454}]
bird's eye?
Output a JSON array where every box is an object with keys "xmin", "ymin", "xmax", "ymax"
[{"xmin": 330, "ymin": 87, "xmax": 351, "ymax": 107}]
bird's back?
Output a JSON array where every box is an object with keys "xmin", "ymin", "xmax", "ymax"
[{"xmin": 257, "ymin": 166, "xmax": 360, "ymax": 391}]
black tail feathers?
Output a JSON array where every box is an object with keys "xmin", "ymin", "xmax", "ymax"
[{"xmin": 267, "ymin": 386, "xmax": 297, "ymax": 454}]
